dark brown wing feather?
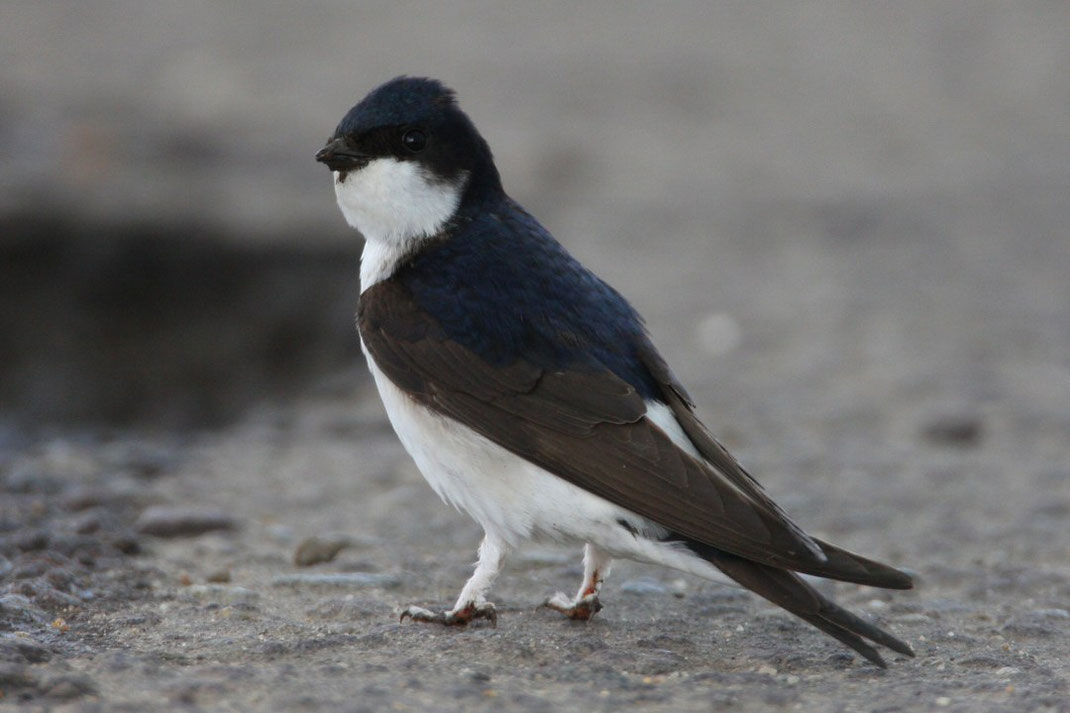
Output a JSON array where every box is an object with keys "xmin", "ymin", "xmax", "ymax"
[
  {"xmin": 639, "ymin": 343, "xmax": 913, "ymax": 590},
  {"xmin": 688, "ymin": 542, "xmax": 915, "ymax": 666},
  {"xmin": 359, "ymin": 279, "xmax": 912, "ymax": 589}
]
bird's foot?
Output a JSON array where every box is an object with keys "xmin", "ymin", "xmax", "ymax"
[
  {"xmin": 399, "ymin": 601, "xmax": 497, "ymax": 627},
  {"xmin": 541, "ymin": 591, "xmax": 603, "ymax": 621}
]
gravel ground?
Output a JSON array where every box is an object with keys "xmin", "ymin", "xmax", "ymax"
[{"xmin": 2, "ymin": 3, "xmax": 1069, "ymax": 711}]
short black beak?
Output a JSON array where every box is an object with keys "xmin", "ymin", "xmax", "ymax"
[{"xmin": 315, "ymin": 138, "xmax": 369, "ymax": 171}]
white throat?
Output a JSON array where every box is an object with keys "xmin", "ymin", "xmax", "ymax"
[{"xmin": 332, "ymin": 158, "xmax": 466, "ymax": 292}]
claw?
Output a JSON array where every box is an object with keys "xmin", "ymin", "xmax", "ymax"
[
  {"xmin": 541, "ymin": 591, "xmax": 603, "ymax": 621},
  {"xmin": 399, "ymin": 602, "xmax": 497, "ymax": 627},
  {"xmin": 400, "ymin": 605, "xmax": 438, "ymax": 623}
]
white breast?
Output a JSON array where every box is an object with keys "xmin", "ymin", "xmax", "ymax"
[{"xmin": 331, "ymin": 158, "xmax": 467, "ymax": 291}]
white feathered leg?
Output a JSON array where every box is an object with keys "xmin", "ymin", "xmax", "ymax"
[
  {"xmin": 401, "ymin": 533, "xmax": 507, "ymax": 626},
  {"xmin": 543, "ymin": 543, "xmax": 613, "ymax": 620}
]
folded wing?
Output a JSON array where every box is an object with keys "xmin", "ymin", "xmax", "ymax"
[{"xmin": 359, "ymin": 279, "xmax": 912, "ymax": 589}]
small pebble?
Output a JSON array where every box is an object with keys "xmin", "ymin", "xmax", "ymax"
[
  {"xmin": 206, "ymin": 568, "xmax": 232, "ymax": 583},
  {"xmin": 13, "ymin": 560, "xmax": 48, "ymax": 580},
  {"xmin": 0, "ymin": 638, "xmax": 53, "ymax": 663},
  {"xmin": 73, "ymin": 513, "xmax": 102, "ymax": 534},
  {"xmin": 920, "ymin": 414, "xmax": 983, "ymax": 447},
  {"xmin": 60, "ymin": 486, "xmax": 112, "ymax": 512},
  {"xmin": 294, "ymin": 535, "xmax": 350, "ymax": 567},
  {"xmin": 0, "ymin": 662, "xmax": 38, "ymax": 689},
  {"xmin": 46, "ymin": 567, "xmax": 75, "ymax": 589},
  {"xmin": 109, "ymin": 532, "xmax": 142, "ymax": 554},
  {"xmin": 15, "ymin": 529, "xmax": 49, "ymax": 552},
  {"xmin": 0, "ymin": 594, "xmax": 47, "ymax": 624},
  {"xmin": 40, "ymin": 673, "xmax": 97, "ymax": 700},
  {"xmin": 136, "ymin": 506, "xmax": 237, "ymax": 538},
  {"xmin": 30, "ymin": 583, "xmax": 84, "ymax": 609}
]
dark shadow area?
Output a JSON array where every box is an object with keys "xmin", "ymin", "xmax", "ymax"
[{"xmin": 0, "ymin": 213, "xmax": 364, "ymax": 430}]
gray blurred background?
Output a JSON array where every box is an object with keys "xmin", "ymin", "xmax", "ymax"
[
  {"xmin": 2, "ymin": 4, "xmax": 1070, "ymax": 710},
  {"xmin": 3, "ymin": 1, "xmax": 1067, "ymax": 432}
]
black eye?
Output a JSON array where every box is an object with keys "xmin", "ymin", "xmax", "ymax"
[{"xmin": 402, "ymin": 129, "xmax": 426, "ymax": 153}]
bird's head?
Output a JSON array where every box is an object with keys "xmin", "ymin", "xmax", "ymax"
[{"xmin": 316, "ymin": 76, "xmax": 501, "ymax": 244}]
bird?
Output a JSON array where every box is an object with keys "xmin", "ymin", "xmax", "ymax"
[{"xmin": 315, "ymin": 76, "xmax": 915, "ymax": 667}]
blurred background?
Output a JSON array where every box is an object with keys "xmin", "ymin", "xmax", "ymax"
[{"xmin": 1, "ymin": 1, "xmax": 1068, "ymax": 435}]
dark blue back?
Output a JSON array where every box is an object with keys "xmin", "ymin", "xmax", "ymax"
[{"xmin": 395, "ymin": 198, "xmax": 661, "ymax": 400}]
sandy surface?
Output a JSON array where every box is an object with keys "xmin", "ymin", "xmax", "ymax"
[{"xmin": 2, "ymin": 3, "xmax": 1070, "ymax": 711}]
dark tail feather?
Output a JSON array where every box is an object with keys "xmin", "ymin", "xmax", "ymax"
[
  {"xmin": 694, "ymin": 545, "xmax": 915, "ymax": 667},
  {"xmin": 792, "ymin": 538, "xmax": 914, "ymax": 590}
]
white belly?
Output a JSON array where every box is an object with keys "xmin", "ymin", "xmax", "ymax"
[{"xmin": 362, "ymin": 344, "xmax": 637, "ymax": 547}]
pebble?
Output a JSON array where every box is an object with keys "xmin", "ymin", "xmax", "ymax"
[
  {"xmin": 24, "ymin": 581, "xmax": 84, "ymax": 609},
  {"xmin": 294, "ymin": 535, "xmax": 350, "ymax": 567},
  {"xmin": 0, "ymin": 594, "xmax": 47, "ymax": 624},
  {"xmin": 136, "ymin": 506, "xmax": 237, "ymax": 537},
  {"xmin": 60, "ymin": 485, "xmax": 115, "ymax": 512},
  {"xmin": 2, "ymin": 466, "xmax": 64, "ymax": 494},
  {"xmin": 0, "ymin": 662, "xmax": 38, "ymax": 690},
  {"xmin": 72, "ymin": 512, "xmax": 103, "ymax": 534},
  {"xmin": 12, "ymin": 560, "xmax": 48, "ymax": 579},
  {"xmin": 271, "ymin": 572, "xmax": 402, "ymax": 589},
  {"xmin": 15, "ymin": 529, "xmax": 50, "ymax": 552},
  {"xmin": 99, "ymin": 440, "xmax": 177, "ymax": 479},
  {"xmin": 109, "ymin": 531, "xmax": 142, "ymax": 554},
  {"xmin": 39, "ymin": 673, "xmax": 97, "ymax": 700},
  {"xmin": 205, "ymin": 568, "xmax": 232, "ymax": 583},
  {"xmin": 46, "ymin": 566, "xmax": 76, "ymax": 589},
  {"xmin": 920, "ymin": 414, "xmax": 983, "ymax": 447},
  {"xmin": 0, "ymin": 637, "xmax": 53, "ymax": 663}
]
